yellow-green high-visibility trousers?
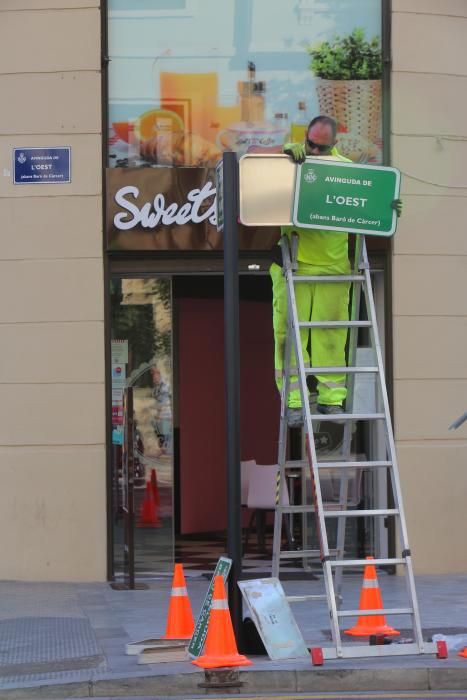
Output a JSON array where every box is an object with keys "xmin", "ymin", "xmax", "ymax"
[{"xmin": 270, "ymin": 259, "xmax": 350, "ymax": 409}]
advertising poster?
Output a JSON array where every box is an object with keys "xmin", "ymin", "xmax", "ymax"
[
  {"xmin": 111, "ymin": 341, "xmax": 128, "ymax": 444},
  {"xmin": 112, "ymin": 363, "xmax": 126, "ymax": 388},
  {"xmin": 112, "ymin": 388, "xmax": 124, "ymax": 426},
  {"xmin": 108, "ymin": 1, "xmax": 382, "ymax": 171},
  {"xmin": 111, "ymin": 339, "xmax": 129, "ymax": 365}
]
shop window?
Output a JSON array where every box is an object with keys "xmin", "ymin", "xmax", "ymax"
[
  {"xmin": 110, "ymin": 277, "xmax": 174, "ymax": 576},
  {"xmin": 111, "ymin": 0, "xmax": 187, "ymax": 11},
  {"xmin": 107, "ymin": 1, "xmax": 383, "ymax": 170}
]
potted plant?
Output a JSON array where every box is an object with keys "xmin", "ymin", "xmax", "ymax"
[{"xmin": 307, "ymin": 28, "xmax": 382, "ymax": 149}]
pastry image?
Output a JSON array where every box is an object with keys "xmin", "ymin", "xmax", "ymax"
[
  {"xmin": 136, "ymin": 108, "xmax": 184, "ymax": 141},
  {"xmin": 140, "ymin": 130, "xmax": 221, "ymax": 167}
]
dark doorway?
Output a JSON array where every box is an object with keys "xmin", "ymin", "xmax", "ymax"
[{"xmin": 174, "ymin": 274, "xmax": 279, "ymax": 537}]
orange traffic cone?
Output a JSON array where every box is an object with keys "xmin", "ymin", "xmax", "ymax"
[
  {"xmin": 163, "ymin": 563, "xmax": 195, "ymax": 639},
  {"xmin": 345, "ymin": 556, "xmax": 400, "ymax": 637},
  {"xmin": 150, "ymin": 468, "xmax": 161, "ymax": 507},
  {"xmin": 192, "ymin": 575, "xmax": 252, "ymax": 669},
  {"xmin": 459, "ymin": 648, "xmax": 467, "ymax": 658},
  {"xmin": 137, "ymin": 481, "xmax": 161, "ymax": 528}
]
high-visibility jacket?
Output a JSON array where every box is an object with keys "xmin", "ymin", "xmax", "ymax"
[{"xmin": 281, "ymin": 148, "xmax": 351, "ymax": 267}]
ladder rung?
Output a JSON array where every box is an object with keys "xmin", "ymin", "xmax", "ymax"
[
  {"xmin": 308, "ymin": 413, "xmax": 385, "ymax": 421},
  {"xmin": 329, "ymin": 557, "xmax": 406, "ymax": 567},
  {"xmin": 324, "ymin": 508, "xmax": 399, "ymax": 518},
  {"xmin": 322, "ymin": 642, "xmax": 437, "ymax": 660},
  {"xmin": 277, "ymin": 505, "xmax": 396, "ymax": 515},
  {"xmin": 282, "ymin": 460, "xmax": 393, "ymax": 470},
  {"xmin": 279, "ymin": 550, "xmax": 320, "ymax": 560},
  {"xmin": 278, "ymin": 505, "xmax": 317, "ymax": 514},
  {"xmin": 299, "ymin": 320, "xmax": 371, "ymax": 328},
  {"xmin": 285, "ymin": 460, "xmax": 308, "ymax": 468},
  {"xmin": 292, "ymin": 275, "xmax": 365, "ymax": 283},
  {"xmin": 286, "ymin": 594, "xmax": 328, "ymax": 603},
  {"xmin": 317, "ymin": 460, "xmax": 392, "ymax": 469},
  {"xmin": 337, "ymin": 607, "xmax": 413, "ymax": 618},
  {"xmin": 304, "ymin": 366, "xmax": 378, "ymax": 374}
]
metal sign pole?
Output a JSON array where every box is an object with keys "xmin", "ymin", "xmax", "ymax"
[
  {"xmin": 119, "ymin": 387, "xmax": 135, "ymax": 590},
  {"xmin": 126, "ymin": 387, "xmax": 135, "ymax": 590},
  {"xmin": 110, "ymin": 386, "xmax": 148, "ymax": 592},
  {"xmin": 221, "ymin": 151, "xmax": 243, "ymax": 644}
]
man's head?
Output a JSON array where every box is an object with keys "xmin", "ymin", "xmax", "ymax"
[
  {"xmin": 305, "ymin": 115, "xmax": 337, "ymax": 156},
  {"xmin": 151, "ymin": 367, "xmax": 161, "ymax": 383}
]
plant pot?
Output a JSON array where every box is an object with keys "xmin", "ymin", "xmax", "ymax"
[{"xmin": 315, "ymin": 78, "xmax": 381, "ymax": 144}]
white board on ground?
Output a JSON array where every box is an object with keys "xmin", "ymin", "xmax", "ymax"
[{"xmin": 238, "ymin": 577, "xmax": 309, "ymax": 660}]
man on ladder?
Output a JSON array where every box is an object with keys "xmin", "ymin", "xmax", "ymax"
[
  {"xmin": 271, "ymin": 115, "xmax": 401, "ymax": 426},
  {"xmin": 265, "ymin": 117, "xmax": 432, "ymax": 663},
  {"xmin": 271, "ymin": 115, "xmax": 351, "ymax": 427}
]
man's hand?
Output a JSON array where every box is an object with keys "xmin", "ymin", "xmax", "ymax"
[
  {"xmin": 391, "ymin": 198, "xmax": 403, "ymax": 218},
  {"xmin": 283, "ymin": 142, "xmax": 306, "ymax": 164}
]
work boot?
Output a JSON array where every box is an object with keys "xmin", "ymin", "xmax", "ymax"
[
  {"xmin": 287, "ymin": 408, "xmax": 303, "ymax": 427},
  {"xmin": 317, "ymin": 404, "xmax": 344, "ymax": 415},
  {"xmin": 317, "ymin": 403, "xmax": 345, "ymax": 424}
]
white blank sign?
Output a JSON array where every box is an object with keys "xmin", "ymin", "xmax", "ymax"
[{"xmin": 238, "ymin": 577, "xmax": 309, "ymax": 660}]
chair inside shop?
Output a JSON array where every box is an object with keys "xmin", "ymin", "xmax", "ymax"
[
  {"xmin": 242, "ymin": 461, "xmax": 291, "ymax": 554},
  {"xmin": 319, "ymin": 466, "xmax": 363, "ymax": 509}
]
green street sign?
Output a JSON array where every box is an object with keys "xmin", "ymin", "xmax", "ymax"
[
  {"xmin": 187, "ymin": 556, "xmax": 232, "ymax": 658},
  {"xmin": 292, "ymin": 159, "xmax": 400, "ymax": 237}
]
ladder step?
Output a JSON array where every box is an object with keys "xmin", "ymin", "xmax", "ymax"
[
  {"xmin": 282, "ymin": 460, "xmax": 393, "ymax": 470},
  {"xmin": 317, "ymin": 460, "xmax": 392, "ymax": 469},
  {"xmin": 292, "ymin": 275, "xmax": 365, "ymax": 283},
  {"xmin": 304, "ymin": 366, "xmax": 378, "ymax": 374},
  {"xmin": 277, "ymin": 505, "xmax": 398, "ymax": 516},
  {"xmin": 324, "ymin": 508, "xmax": 399, "ymax": 518},
  {"xmin": 286, "ymin": 594, "xmax": 328, "ymax": 603},
  {"xmin": 278, "ymin": 505, "xmax": 318, "ymax": 514},
  {"xmin": 285, "ymin": 459, "xmax": 308, "ymax": 468},
  {"xmin": 337, "ymin": 607, "xmax": 413, "ymax": 618},
  {"xmin": 279, "ymin": 550, "xmax": 320, "ymax": 560},
  {"xmin": 322, "ymin": 642, "xmax": 437, "ymax": 660},
  {"xmin": 299, "ymin": 320, "xmax": 371, "ymax": 328},
  {"xmin": 308, "ymin": 413, "xmax": 385, "ymax": 421},
  {"xmin": 329, "ymin": 557, "xmax": 406, "ymax": 567}
]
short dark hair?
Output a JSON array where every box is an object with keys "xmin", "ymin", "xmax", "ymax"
[{"xmin": 307, "ymin": 115, "xmax": 337, "ymax": 139}]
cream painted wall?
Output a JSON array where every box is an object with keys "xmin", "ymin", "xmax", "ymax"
[
  {"xmin": 392, "ymin": 1, "xmax": 467, "ymax": 573},
  {"xmin": 2, "ymin": 0, "xmax": 465, "ymax": 582},
  {"xmin": 0, "ymin": 2, "xmax": 105, "ymax": 581}
]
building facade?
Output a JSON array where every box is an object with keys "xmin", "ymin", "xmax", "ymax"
[
  {"xmin": 391, "ymin": 0, "xmax": 467, "ymax": 573},
  {"xmin": 0, "ymin": 0, "xmax": 465, "ymax": 581}
]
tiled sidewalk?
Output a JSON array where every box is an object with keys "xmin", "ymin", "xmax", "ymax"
[{"xmin": 1, "ymin": 573, "xmax": 467, "ymax": 697}]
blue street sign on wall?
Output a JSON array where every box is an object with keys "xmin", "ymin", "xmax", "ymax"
[{"xmin": 13, "ymin": 147, "xmax": 71, "ymax": 185}]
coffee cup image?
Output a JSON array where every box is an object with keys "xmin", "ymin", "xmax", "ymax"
[{"xmin": 216, "ymin": 121, "xmax": 288, "ymax": 155}]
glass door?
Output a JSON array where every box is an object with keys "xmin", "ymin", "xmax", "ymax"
[{"xmin": 110, "ymin": 276, "xmax": 173, "ymax": 577}]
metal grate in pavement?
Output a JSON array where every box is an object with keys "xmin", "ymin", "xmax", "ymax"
[{"xmin": 0, "ymin": 617, "xmax": 104, "ymax": 678}]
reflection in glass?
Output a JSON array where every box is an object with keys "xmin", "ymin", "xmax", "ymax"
[
  {"xmin": 107, "ymin": 1, "xmax": 383, "ymax": 168},
  {"xmin": 111, "ymin": 277, "xmax": 173, "ymax": 576}
]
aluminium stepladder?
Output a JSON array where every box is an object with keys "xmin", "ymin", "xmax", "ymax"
[{"xmin": 271, "ymin": 232, "xmax": 439, "ymax": 661}]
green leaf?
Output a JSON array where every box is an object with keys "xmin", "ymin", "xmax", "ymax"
[{"xmin": 307, "ymin": 27, "xmax": 382, "ymax": 80}]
